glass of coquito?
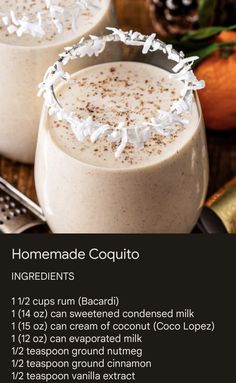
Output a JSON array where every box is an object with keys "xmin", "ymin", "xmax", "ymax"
[
  {"xmin": 0, "ymin": 0, "xmax": 116, "ymax": 163},
  {"xmin": 35, "ymin": 29, "xmax": 209, "ymax": 233}
]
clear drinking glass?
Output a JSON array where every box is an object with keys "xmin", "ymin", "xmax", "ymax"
[
  {"xmin": 35, "ymin": 30, "xmax": 209, "ymax": 233},
  {"xmin": 0, "ymin": 0, "xmax": 116, "ymax": 163}
]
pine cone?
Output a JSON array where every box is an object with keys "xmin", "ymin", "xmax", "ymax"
[
  {"xmin": 147, "ymin": 0, "xmax": 236, "ymax": 39},
  {"xmin": 147, "ymin": 0, "xmax": 199, "ymax": 38}
]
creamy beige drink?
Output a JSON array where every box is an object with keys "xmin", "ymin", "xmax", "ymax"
[
  {"xmin": 35, "ymin": 61, "xmax": 209, "ymax": 233},
  {"xmin": 0, "ymin": 0, "xmax": 116, "ymax": 163}
]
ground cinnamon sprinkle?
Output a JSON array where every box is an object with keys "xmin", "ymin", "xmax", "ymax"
[{"xmin": 51, "ymin": 62, "xmax": 186, "ymax": 166}]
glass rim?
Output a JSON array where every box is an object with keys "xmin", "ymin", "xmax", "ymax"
[
  {"xmin": 0, "ymin": 0, "xmax": 99, "ymax": 40},
  {"xmin": 38, "ymin": 27, "xmax": 205, "ymax": 158}
]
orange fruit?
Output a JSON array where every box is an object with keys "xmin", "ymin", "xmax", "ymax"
[{"xmin": 194, "ymin": 31, "xmax": 236, "ymax": 130}]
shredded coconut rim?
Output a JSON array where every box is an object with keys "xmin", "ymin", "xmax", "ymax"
[
  {"xmin": 0, "ymin": 1, "xmax": 98, "ymax": 39},
  {"xmin": 38, "ymin": 28, "xmax": 205, "ymax": 158}
]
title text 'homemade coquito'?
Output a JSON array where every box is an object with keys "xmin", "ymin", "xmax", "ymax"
[
  {"xmin": 35, "ymin": 61, "xmax": 209, "ymax": 233},
  {"xmin": 0, "ymin": 0, "xmax": 116, "ymax": 163}
]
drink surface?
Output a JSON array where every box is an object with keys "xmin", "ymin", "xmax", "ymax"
[
  {"xmin": 0, "ymin": 0, "xmax": 109, "ymax": 46},
  {"xmin": 49, "ymin": 61, "xmax": 199, "ymax": 169}
]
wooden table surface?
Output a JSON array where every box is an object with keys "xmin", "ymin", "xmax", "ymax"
[{"xmin": 0, "ymin": 0, "xmax": 236, "ymax": 202}]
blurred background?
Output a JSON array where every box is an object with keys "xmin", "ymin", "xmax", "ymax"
[{"xmin": 0, "ymin": 0, "xmax": 235, "ymax": 200}]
